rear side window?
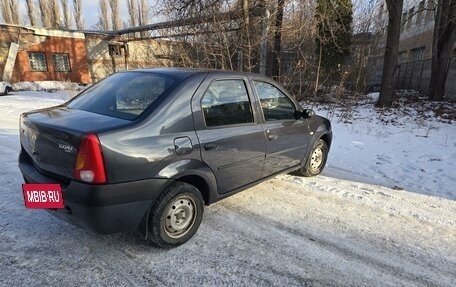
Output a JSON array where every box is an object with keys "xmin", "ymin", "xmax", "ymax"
[
  {"xmin": 253, "ymin": 81, "xmax": 296, "ymax": 121},
  {"xmin": 67, "ymin": 72, "xmax": 176, "ymax": 120},
  {"xmin": 201, "ymin": 80, "xmax": 254, "ymax": 127}
]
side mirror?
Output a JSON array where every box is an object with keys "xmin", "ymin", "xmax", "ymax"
[{"xmin": 301, "ymin": 109, "xmax": 315, "ymax": 118}]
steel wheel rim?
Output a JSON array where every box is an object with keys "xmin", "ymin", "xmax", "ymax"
[
  {"xmin": 164, "ymin": 195, "xmax": 197, "ymax": 239},
  {"xmin": 310, "ymin": 147, "xmax": 324, "ymax": 172}
]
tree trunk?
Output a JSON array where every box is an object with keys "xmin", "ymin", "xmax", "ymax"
[
  {"xmin": 429, "ymin": 0, "xmax": 456, "ymax": 101},
  {"xmin": 272, "ymin": 0, "xmax": 284, "ymax": 78},
  {"xmin": 377, "ymin": 0, "xmax": 403, "ymax": 107},
  {"xmin": 429, "ymin": 36, "xmax": 453, "ymax": 101},
  {"xmin": 73, "ymin": 0, "xmax": 84, "ymax": 30},
  {"xmin": 259, "ymin": 6, "xmax": 270, "ymax": 75},
  {"xmin": 242, "ymin": 0, "xmax": 251, "ymax": 72}
]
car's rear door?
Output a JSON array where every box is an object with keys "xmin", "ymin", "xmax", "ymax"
[
  {"xmin": 250, "ymin": 79, "xmax": 311, "ymax": 176},
  {"xmin": 192, "ymin": 74, "xmax": 266, "ymax": 194}
]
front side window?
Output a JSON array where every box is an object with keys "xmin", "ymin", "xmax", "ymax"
[
  {"xmin": 67, "ymin": 72, "xmax": 176, "ymax": 120},
  {"xmin": 253, "ymin": 81, "xmax": 296, "ymax": 121},
  {"xmin": 53, "ymin": 53, "xmax": 71, "ymax": 72},
  {"xmin": 28, "ymin": 52, "xmax": 47, "ymax": 72},
  {"xmin": 202, "ymin": 80, "xmax": 254, "ymax": 127}
]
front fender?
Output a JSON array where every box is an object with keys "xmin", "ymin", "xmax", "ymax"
[{"xmin": 302, "ymin": 116, "xmax": 332, "ymax": 166}]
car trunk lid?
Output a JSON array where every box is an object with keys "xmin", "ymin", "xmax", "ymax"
[{"xmin": 20, "ymin": 106, "xmax": 129, "ymax": 181}]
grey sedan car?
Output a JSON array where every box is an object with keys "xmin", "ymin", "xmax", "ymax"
[{"xmin": 19, "ymin": 68, "xmax": 332, "ymax": 248}]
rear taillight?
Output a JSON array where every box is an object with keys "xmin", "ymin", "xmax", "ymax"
[{"xmin": 73, "ymin": 134, "xmax": 107, "ymax": 184}]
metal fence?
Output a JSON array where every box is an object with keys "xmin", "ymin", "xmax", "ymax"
[{"xmin": 396, "ymin": 56, "xmax": 456, "ymax": 99}]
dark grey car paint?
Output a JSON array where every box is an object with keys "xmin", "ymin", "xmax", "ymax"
[{"xmin": 19, "ymin": 68, "xmax": 332, "ymax": 234}]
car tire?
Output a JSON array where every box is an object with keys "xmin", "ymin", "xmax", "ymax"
[
  {"xmin": 299, "ymin": 139, "xmax": 328, "ymax": 177},
  {"xmin": 148, "ymin": 182, "xmax": 204, "ymax": 248}
]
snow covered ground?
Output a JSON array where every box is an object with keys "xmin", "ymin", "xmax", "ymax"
[
  {"xmin": 308, "ymin": 93, "xmax": 456, "ymax": 200},
  {"xmin": 0, "ymin": 91, "xmax": 455, "ymax": 286}
]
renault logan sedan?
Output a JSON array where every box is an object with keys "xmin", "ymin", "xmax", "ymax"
[{"xmin": 19, "ymin": 68, "xmax": 332, "ymax": 248}]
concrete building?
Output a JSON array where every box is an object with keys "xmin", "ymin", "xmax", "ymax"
[
  {"xmin": 85, "ymin": 33, "xmax": 179, "ymax": 83},
  {"xmin": 376, "ymin": 0, "xmax": 437, "ymax": 62},
  {"xmin": 372, "ymin": 0, "xmax": 456, "ymax": 98}
]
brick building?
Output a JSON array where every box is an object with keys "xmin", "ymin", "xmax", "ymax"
[
  {"xmin": 0, "ymin": 24, "xmax": 91, "ymax": 84},
  {"xmin": 0, "ymin": 24, "xmax": 183, "ymax": 85}
]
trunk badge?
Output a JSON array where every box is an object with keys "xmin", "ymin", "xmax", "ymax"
[{"xmin": 59, "ymin": 144, "xmax": 75, "ymax": 153}]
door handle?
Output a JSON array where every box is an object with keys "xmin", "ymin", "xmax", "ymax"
[
  {"xmin": 266, "ymin": 130, "xmax": 278, "ymax": 140},
  {"xmin": 268, "ymin": 134, "xmax": 278, "ymax": 140},
  {"xmin": 204, "ymin": 143, "xmax": 219, "ymax": 151}
]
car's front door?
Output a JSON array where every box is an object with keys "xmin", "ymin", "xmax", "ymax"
[
  {"xmin": 192, "ymin": 76, "xmax": 266, "ymax": 194},
  {"xmin": 252, "ymin": 80, "xmax": 311, "ymax": 176}
]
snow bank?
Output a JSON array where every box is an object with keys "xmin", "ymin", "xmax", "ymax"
[
  {"xmin": 12, "ymin": 81, "xmax": 86, "ymax": 92},
  {"xmin": 304, "ymin": 98, "xmax": 456, "ymax": 200}
]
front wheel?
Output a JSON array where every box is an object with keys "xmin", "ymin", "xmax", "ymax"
[
  {"xmin": 148, "ymin": 182, "xmax": 204, "ymax": 248},
  {"xmin": 299, "ymin": 139, "xmax": 328, "ymax": 177}
]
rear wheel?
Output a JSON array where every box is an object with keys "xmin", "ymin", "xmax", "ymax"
[
  {"xmin": 148, "ymin": 182, "xmax": 204, "ymax": 248},
  {"xmin": 299, "ymin": 139, "xmax": 328, "ymax": 177}
]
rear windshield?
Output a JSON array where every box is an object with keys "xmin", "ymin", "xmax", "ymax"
[{"xmin": 67, "ymin": 72, "xmax": 176, "ymax": 120}]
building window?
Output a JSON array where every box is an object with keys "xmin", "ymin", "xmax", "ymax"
[
  {"xmin": 109, "ymin": 44, "xmax": 123, "ymax": 56},
  {"xmin": 378, "ymin": 3, "xmax": 384, "ymax": 25},
  {"xmin": 406, "ymin": 7, "xmax": 414, "ymax": 30},
  {"xmin": 401, "ymin": 12, "xmax": 408, "ymax": 32},
  {"xmin": 28, "ymin": 52, "xmax": 47, "ymax": 72},
  {"xmin": 412, "ymin": 46, "xmax": 426, "ymax": 61},
  {"xmin": 398, "ymin": 51, "xmax": 407, "ymax": 63},
  {"xmin": 52, "ymin": 53, "xmax": 71, "ymax": 72},
  {"xmin": 425, "ymin": 0, "xmax": 434, "ymax": 22},
  {"xmin": 416, "ymin": 1, "xmax": 425, "ymax": 25}
]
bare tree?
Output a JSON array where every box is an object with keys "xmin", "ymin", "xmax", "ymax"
[
  {"xmin": 158, "ymin": 0, "xmax": 225, "ymax": 19},
  {"xmin": 109, "ymin": 0, "xmax": 122, "ymax": 30},
  {"xmin": 429, "ymin": 0, "xmax": 456, "ymax": 101},
  {"xmin": 0, "ymin": 0, "xmax": 20, "ymax": 24},
  {"xmin": 73, "ymin": 0, "xmax": 84, "ymax": 29},
  {"xmin": 139, "ymin": 0, "xmax": 150, "ymax": 25},
  {"xmin": 51, "ymin": 0, "xmax": 61, "ymax": 27},
  {"xmin": 377, "ymin": 0, "xmax": 404, "ymax": 107},
  {"xmin": 239, "ymin": 0, "xmax": 252, "ymax": 72},
  {"xmin": 272, "ymin": 0, "xmax": 285, "ymax": 78},
  {"xmin": 39, "ymin": 0, "xmax": 53, "ymax": 27},
  {"xmin": 60, "ymin": 0, "xmax": 72, "ymax": 28},
  {"xmin": 26, "ymin": 0, "xmax": 39, "ymax": 26},
  {"xmin": 0, "ymin": 0, "xmax": 13, "ymax": 24},
  {"xmin": 98, "ymin": 0, "xmax": 110, "ymax": 30},
  {"xmin": 127, "ymin": 0, "xmax": 138, "ymax": 27},
  {"xmin": 10, "ymin": 0, "xmax": 19, "ymax": 24}
]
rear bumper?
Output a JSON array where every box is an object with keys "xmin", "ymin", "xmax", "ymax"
[{"xmin": 19, "ymin": 151, "xmax": 170, "ymax": 234}]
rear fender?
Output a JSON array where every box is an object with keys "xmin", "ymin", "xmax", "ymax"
[
  {"xmin": 157, "ymin": 160, "xmax": 217, "ymax": 196},
  {"xmin": 138, "ymin": 159, "xmax": 218, "ymax": 239}
]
